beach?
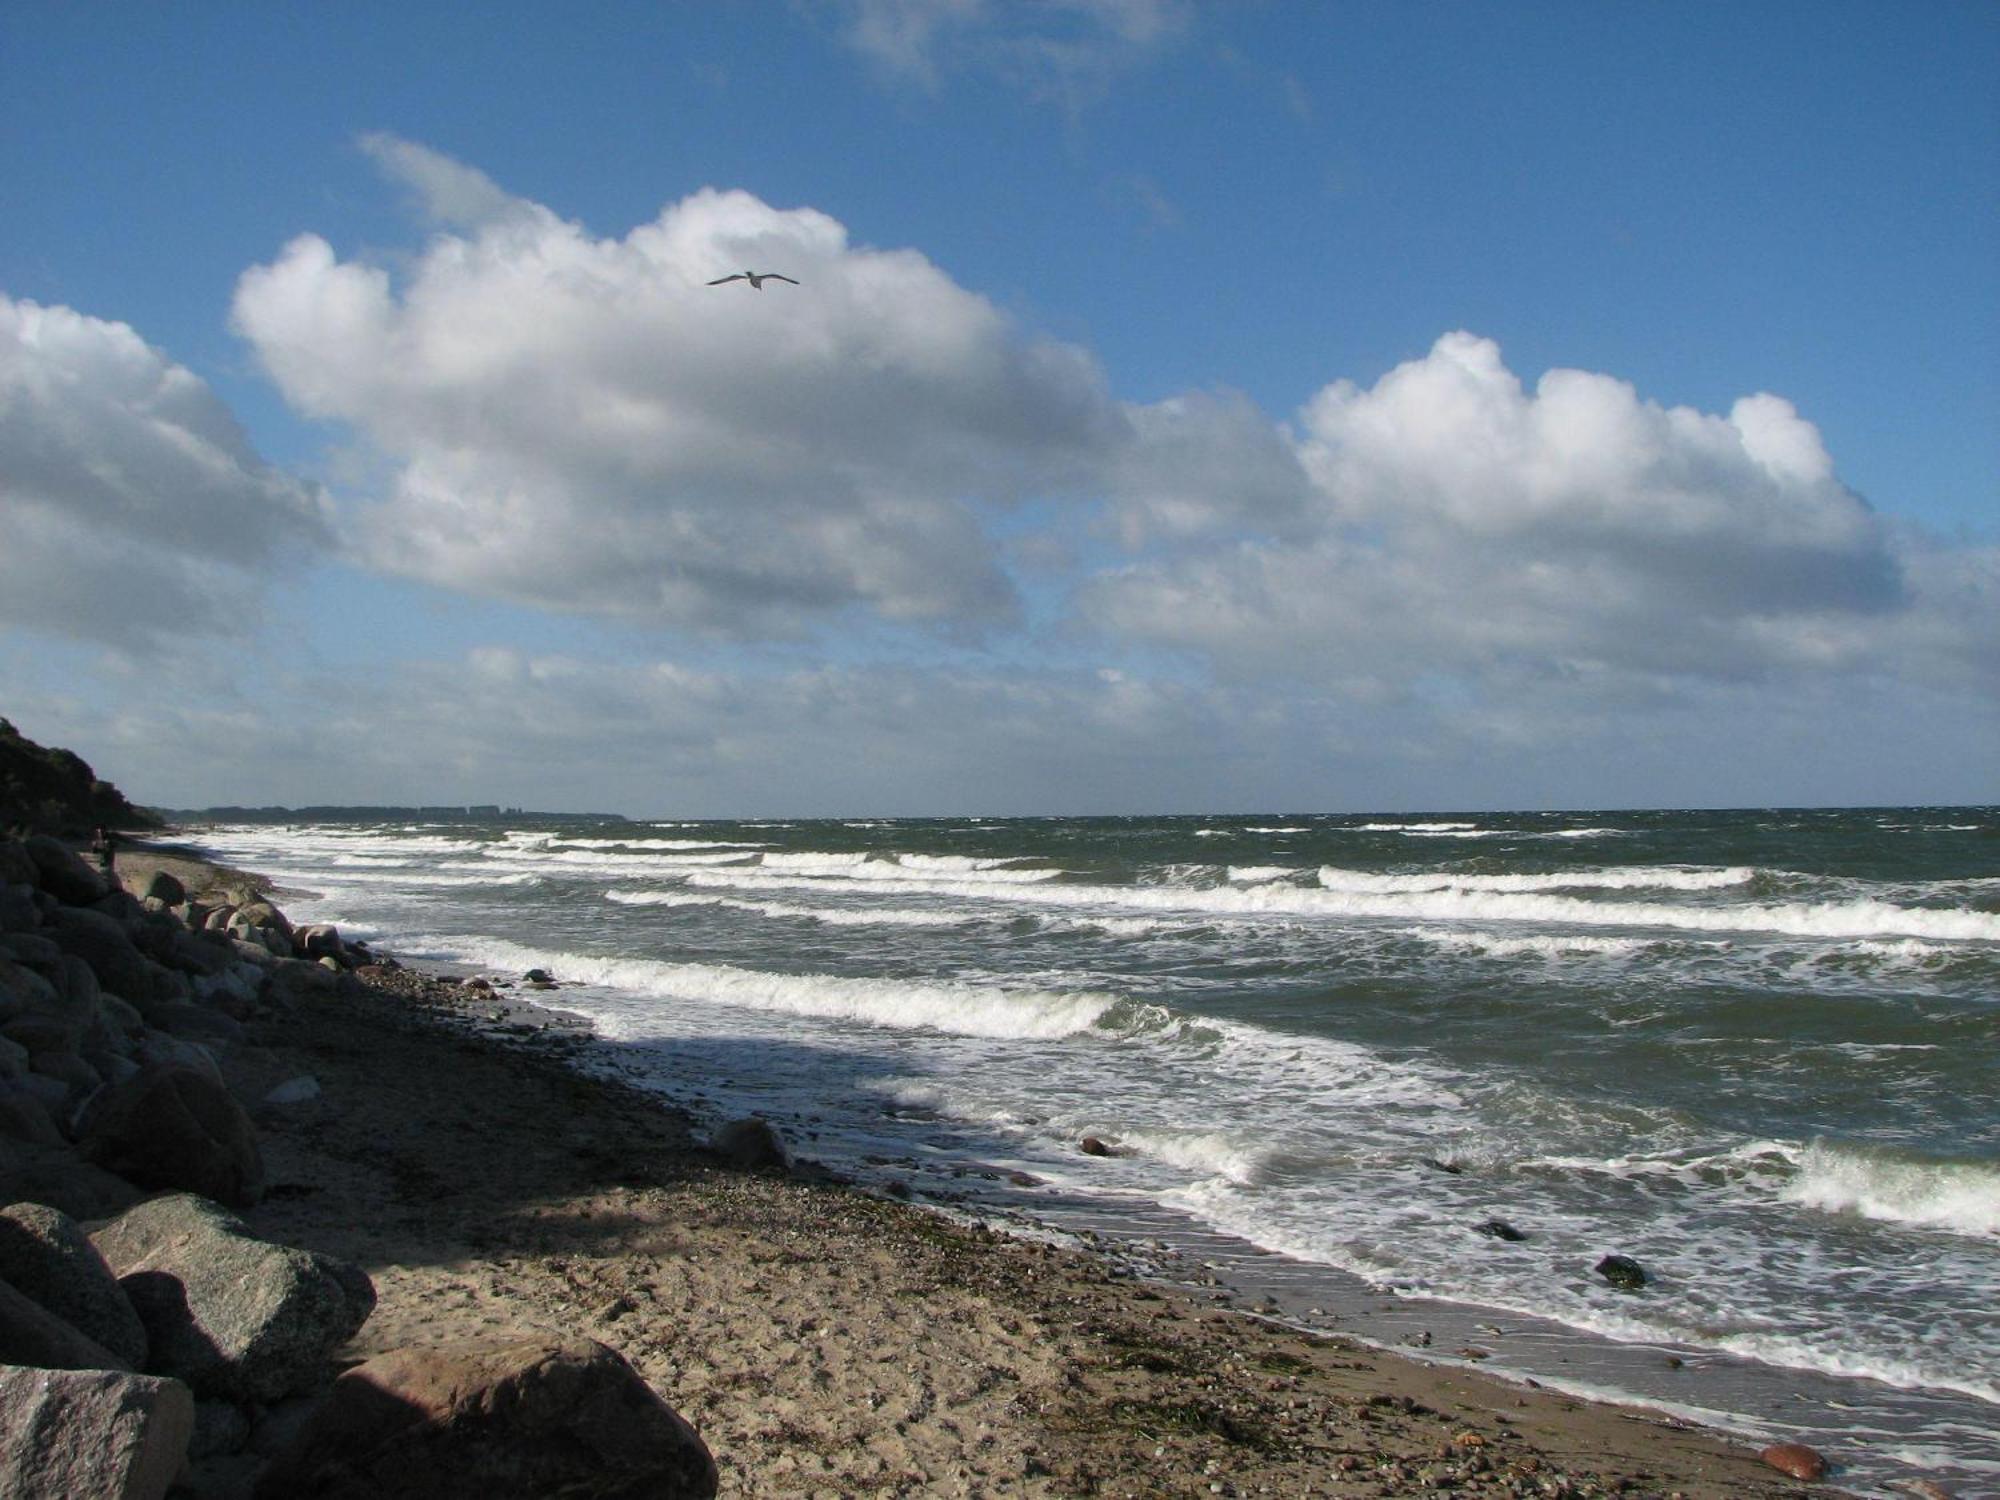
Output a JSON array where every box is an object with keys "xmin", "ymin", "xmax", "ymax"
[{"xmin": 95, "ymin": 837, "xmax": 1843, "ymax": 1498}]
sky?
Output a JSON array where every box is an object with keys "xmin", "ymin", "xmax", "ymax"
[{"xmin": 2, "ymin": 0, "xmax": 1995, "ymax": 817}]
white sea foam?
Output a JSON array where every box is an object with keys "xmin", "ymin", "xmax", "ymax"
[
  {"xmin": 605, "ymin": 888, "xmax": 974, "ymax": 928},
  {"xmin": 1353, "ymin": 821, "xmax": 1479, "ymax": 832},
  {"xmin": 1227, "ymin": 866, "xmax": 1299, "ymax": 884},
  {"xmin": 685, "ymin": 864, "xmax": 2000, "ymax": 943},
  {"xmin": 1781, "ymin": 1142, "xmax": 2000, "ymax": 1238},
  {"xmin": 409, "ymin": 935, "xmax": 1130, "ymax": 1041},
  {"xmin": 1409, "ymin": 928, "xmax": 1652, "ymax": 958},
  {"xmin": 544, "ymin": 836, "xmax": 771, "ymax": 851},
  {"xmin": 1317, "ymin": 864, "xmax": 1754, "ymax": 894}
]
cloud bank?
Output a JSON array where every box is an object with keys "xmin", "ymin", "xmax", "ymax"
[
  {"xmin": 231, "ymin": 137, "xmax": 1297, "ymax": 638},
  {"xmin": 1091, "ymin": 331, "xmax": 1990, "ymax": 699},
  {"xmin": 0, "ymin": 294, "xmax": 326, "ymax": 648}
]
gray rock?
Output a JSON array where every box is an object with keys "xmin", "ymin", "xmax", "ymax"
[
  {"xmin": 79, "ymin": 1062, "xmax": 265, "ymax": 1207},
  {"xmin": 0, "ymin": 1139, "xmax": 144, "ymax": 1221},
  {"xmin": 28, "ymin": 1049, "xmax": 101, "ymax": 1106},
  {"xmin": 91, "ymin": 891, "xmax": 145, "ymax": 924},
  {"xmin": 0, "ymin": 884, "xmax": 41, "ymax": 933},
  {"xmin": 147, "ymin": 1002, "xmax": 245, "ymax": 1050},
  {"xmin": 42, "ymin": 909, "xmax": 162, "ymax": 1008},
  {"xmin": 22, "ymin": 836, "xmax": 108, "ymax": 905},
  {"xmin": 1596, "ymin": 1253, "xmax": 1649, "ymax": 1290},
  {"xmin": 0, "ymin": 1202, "xmax": 148, "ymax": 1368},
  {"xmin": 190, "ymin": 1396, "xmax": 252, "ymax": 1458},
  {"xmin": 0, "ymin": 1084, "xmax": 68, "ymax": 1146},
  {"xmin": 713, "ymin": 1116, "xmax": 789, "ymax": 1171},
  {"xmin": 255, "ymin": 1336, "xmax": 717, "ymax": 1500},
  {"xmin": 0, "ymin": 839, "xmax": 39, "ymax": 887},
  {"xmin": 0, "ymin": 1273, "xmax": 133, "ymax": 1371},
  {"xmin": 0, "ymin": 1034, "xmax": 27, "ymax": 1080},
  {"xmin": 0, "ymin": 932, "xmax": 63, "ymax": 969},
  {"xmin": 263, "ymin": 1076, "xmax": 321, "ymax": 1107},
  {"xmin": 0, "ymin": 1363, "xmax": 194, "ymax": 1500},
  {"xmin": 0, "ymin": 957, "xmax": 62, "ymax": 1023},
  {"xmin": 90, "ymin": 1194, "xmax": 375, "ymax": 1403},
  {"xmin": 295, "ymin": 924, "xmax": 345, "ymax": 962},
  {"xmin": 141, "ymin": 872, "xmax": 187, "ymax": 908}
]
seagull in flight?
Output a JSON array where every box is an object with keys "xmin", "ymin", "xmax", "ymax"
[{"xmin": 707, "ymin": 271, "xmax": 800, "ymax": 290}]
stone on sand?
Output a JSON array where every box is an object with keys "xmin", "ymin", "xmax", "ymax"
[
  {"xmin": 89, "ymin": 1193, "xmax": 375, "ymax": 1403},
  {"xmin": 0, "ymin": 1364, "xmax": 194, "ymax": 1500},
  {"xmin": 255, "ymin": 1335, "xmax": 718, "ymax": 1499}
]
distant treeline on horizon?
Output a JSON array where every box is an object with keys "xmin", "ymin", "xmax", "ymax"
[{"xmin": 160, "ymin": 805, "xmax": 632, "ymax": 825}]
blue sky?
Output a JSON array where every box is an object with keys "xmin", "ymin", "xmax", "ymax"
[{"xmin": 2, "ymin": 1, "xmax": 1995, "ymax": 815}]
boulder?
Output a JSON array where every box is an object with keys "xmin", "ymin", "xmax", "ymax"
[
  {"xmin": 22, "ymin": 836, "xmax": 107, "ymax": 906},
  {"xmin": 0, "ymin": 839, "xmax": 40, "ymax": 887},
  {"xmin": 1595, "ymin": 1254, "xmax": 1649, "ymax": 1290},
  {"xmin": 140, "ymin": 871, "xmax": 186, "ymax": 908},
  {"xmin": 0, "ymin": 885, "xmax": 41, "ymax": 933},
  {"xmin": 296, "ymin": 925, "xmax": 345, "ymax": 962},
  {"xmin": 0, "ymin": 932, "xmax": 64, "ymax": 969},
  {"xmin": 0, "ymin": 1364, "xmax": 194, "ymax": 1500},
  {"xmin": 1759, "ymin": 1442, "xmax": 1829, "ymax": 1480},
  {"xmin": 79, "ymin": 1062, "xmax": 265, "ymax": 1207},
  {"xmin": 90, "ymin": 1194, "xmax": 375, "ymax": 1403},
  {"xmin": 41, "ymin": 909, "xmax": 159, "ymax": 1007},
  {"xmin": 91, "ymin": 891, "xmax": 144, "ymax": 924},
  {"xmin": 0, "ymin": 1035, "xmax": 26, "ymax": 1080},
  {"xmin": 0, "ymin": 957, "xmax": 62, "ymax": 1023},
  {"xmin": 0, "ymin": 1139, "xmax": 145, "ymax": 1221},
  {"xmin": 1079, "ymin": 1135, "xmax": 1116, "ymax": 1157},
  {"xmin": 1475, "ymin": 1218, "xmax": 1527, "ymax": 1242},
  {"xmin": 234, "ymin": 902, "xmax": 292, "ymax": 939},
  {"xmin": 28, "ymin": 1049, "xmax": 101, "ymax": 1106},
  {"xmin": 713, "ymin": 1116, "xmax": 788, "ymax": 1171},
  {"xmin": 0, "ymin": 1202, "xmax": 148, "ymax": 1368},
  {"xmin": 146, "ymin": 1002, "xmax": 245, "ymax": 1050},
  {"xmin": 255, "ymin": 1336, "xmax": 718, "ymax": 1500},
  {"xmin": 0, "ymin": 1273, "xmax": 133, "ymax": 1371}
]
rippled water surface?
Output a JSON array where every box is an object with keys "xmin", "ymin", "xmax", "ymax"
[{"xmin": 189, "ymin": 807, "xmax": 2000, "ymax": 1493}]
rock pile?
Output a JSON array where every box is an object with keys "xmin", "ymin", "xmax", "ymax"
[{"xmin": 0, "ymin": 833, "xmax": 716, "ymax": 1497}]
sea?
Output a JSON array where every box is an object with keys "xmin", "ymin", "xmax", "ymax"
[{"xmin": 184, "ymin": 807, "xmax": 2000, "ymax": 1495}]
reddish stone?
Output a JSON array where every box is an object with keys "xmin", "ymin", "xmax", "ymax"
[{"xmin": 1760, "ymin": 1442, "xmax": 1829, "ymax": 1480}]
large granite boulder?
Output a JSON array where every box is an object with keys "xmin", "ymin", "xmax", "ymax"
[
  {"xmin": 22, "ymin": 836, "xmax": 107, "ymax": 906},
  {"xmin": 0, "ymin": 838, "xmax": 40, "ymax": 888},
  {"xmin": 0, "ymin": 957, "xmax": 62, "ymax": 1023},
  {"xmin": 41, "ymin": 908, "xmax": 162, "ymax": 1006},
  {"xmin": 139, "ymin": 871, "xmax": 186, "ymax": 908},
  {"xmin": 256, "ymin": 1336, "xmax": 718, "ymax": 1500},
  {"xmin": 0, "ymin": 1273, "xmax": 133, "ymax": 1371},
  {"xmin": 89, "ymin": 1194, "xmax": 375, "ymax": 1403},
  {"xmin": 0, "ymin": 1202, "xmax": 148, "ymax": 1368},
  {"xmin": 0, "ymin": 1080, "xmax": 66, "ymax": 1145},
  {"xmin": 0, "ymin": 1364, "xmax": 194, "ymax": 1500},
  {"xmin": 0, "ymin": 1139, "xmax": 145, "ymax": 1220},
  {"xmin": 79, "ymin": 1062, "xmax": 264, "ymax": 1206}
]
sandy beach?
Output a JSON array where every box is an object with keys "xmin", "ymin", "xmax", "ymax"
[{"xmin": 82, "ymin": 838, "xmax": 1842, "ymax": 1499}]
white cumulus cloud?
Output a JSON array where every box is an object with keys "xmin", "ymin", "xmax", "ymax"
[
  {"xmin": 1084, "ymin": 332, "xmax": 1986, "ymax": 698},
  {"xmin": 231, "ymin": 138, "xmax": 1293, "ymax": 638},
  {"xmin": 0, "ymin": 294, "xmax": 328, "ymax": 648}
]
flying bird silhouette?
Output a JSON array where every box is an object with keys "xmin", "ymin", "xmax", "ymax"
[{"xmin": 707, "ymin": 271, "xmax": 800, "ymax": 290}]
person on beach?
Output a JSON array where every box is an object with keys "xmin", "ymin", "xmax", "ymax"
[{"xmin": 92, "ymin": 824, "xmax": 116, "ymax": 878}]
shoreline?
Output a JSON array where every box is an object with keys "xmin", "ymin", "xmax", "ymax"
[{"xmin": 113, "ymin": 836, "xmax": 1841, "ymax": 1496}]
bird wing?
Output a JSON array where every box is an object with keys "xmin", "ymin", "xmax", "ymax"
[
  {"xmin": 766, "ymin": 274, "xmax": 800, "ymax": 284},
  {"xmin": 707, "ymin": 274, "xmax": 747, "ymax": 285}
]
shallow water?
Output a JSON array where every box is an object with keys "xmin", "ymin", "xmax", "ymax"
[{"xmin": 190, "ymin": 806, "xmax": 2000, "ymax": 1494}]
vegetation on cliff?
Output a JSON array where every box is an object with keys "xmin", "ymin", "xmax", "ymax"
[{"xmin": 0, "ymin": 717, "xmax": 160, "ymax": 835}]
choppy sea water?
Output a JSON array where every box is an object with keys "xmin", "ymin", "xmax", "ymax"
[{"xmin": 188, "ymin": 808, "xmax": 2000, "ymax": 1494}]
